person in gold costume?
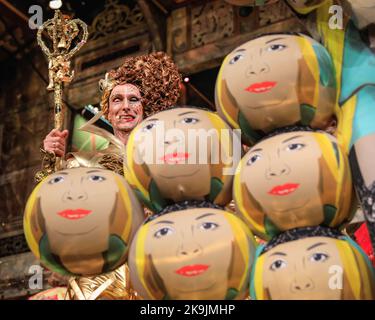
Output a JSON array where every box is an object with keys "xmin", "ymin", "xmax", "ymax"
[{"xmin": 36, "ymin": 51, "xmax": 181, "ymax": 300}]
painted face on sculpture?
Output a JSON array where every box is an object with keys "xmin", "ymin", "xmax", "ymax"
[
  {"xmin": 129, "ymin": 208, "xmax": 255, "ymax": 299},
  {"xmin": 129, "ymin": 107, "xmax": 235, "ymax": 205},
  {"xmin": 224, "ymin": 35, "xmax": 304, "ymax": 131},
  {"xmin": 243, "ymin": 132, "xmax": 322, "ymax": 228},
  {"xmin": 39, "ymin": 168, "xmax": 118, "ymax": 247},
  {"xmin": 108, "ymin": 83, "xmax": 143, "ymax": 132},
  {"xmin": 24, "ymin": 167, "xmax": 144, "ymax": 276},
  {"xmin": 234, "ymin": 130, "xmax": 355, "ymax": 238},
  {"xmin": 216, "ymin": 34, "xmax": 336, "ymax": 143},
  {"xmin": 262, "ymin": 237, "xmax": 343, "ymax": 300}
]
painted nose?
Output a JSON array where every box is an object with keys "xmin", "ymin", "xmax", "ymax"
[
  {"xmin": 63, "ymin": 189, "xmax": 88, "ymax": 202},
  {"xmin": 246, "ymin": 62, "xmax": 270, "ymax": 76},
  {"xmin": 164, "ymin": 136, "xmax": 181, "ymax": 145},
  {"xmin": 291, "ymin": 276, "xmax": 314, "ymax": 292},
  {"xmin": 266, "ymin": 163, "xmax": 290, "ymax": 178},
  {"xmin": 178, "ymin": 241, "xmax": 202, "ymax": 257}
]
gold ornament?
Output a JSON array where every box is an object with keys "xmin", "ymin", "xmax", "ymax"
[{"xmin": 37, "ymin": 8, "xmax": 88, "ymax": 170}]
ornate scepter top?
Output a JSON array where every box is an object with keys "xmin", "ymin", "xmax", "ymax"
[
  {"xmin": 37, "ymin": 1, "xmax": 88, "ymax": 91},
  {"xmin": 36, "ymin": 0, "xmax": 89, "ymax": 173}
]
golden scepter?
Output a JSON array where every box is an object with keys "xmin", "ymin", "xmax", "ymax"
[{"xmin": 37, "ymin": 0, "xmax": 88, "ymax": 170}]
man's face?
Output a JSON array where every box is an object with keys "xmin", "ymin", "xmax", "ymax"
[
  {"xmin": 133, "ymin": 108, "xmax": 220, "ymax": 201},
  {"xmin": 144, "ymin": 208, "xmax": 234, "ymax": 299},
  {"xmin": 262, "ymin": 237, "xmax": 343, "ymax": 300},
  {"xmin": 241, "ymin": 132, "xmax": 323, "ymax": 230},
  {"xmin": 108, "ymin": 83, "xmax": 144, "ymax": 132},
  {"xmin": 222, "ymin": 35, "xmax": 303, "ymax": 131},
  {"xmin": 39, "ymin": 168, "xmax": 118, "ymax": 254}
]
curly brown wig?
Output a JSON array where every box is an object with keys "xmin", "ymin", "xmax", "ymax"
[{"xmin": 99, "ymin": 52, "xmax": 181, "ymax": 118}]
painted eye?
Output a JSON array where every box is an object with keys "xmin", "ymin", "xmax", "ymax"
[
  {"xmin": 89, "ymin": 175, "xmax": 106, "ymax": 182},
  {"xmin": 269, "ymin": 259, "xmax": 287, "ymax": 271},
  {"xmin": 154, "ymin": 227, "xmax": 174, "ymax": 239},
  {"xmin": 142, "ymin": 123, "xmax": 156, "ymax": 132},
  {"xmin": 247, "ymin": 154, "xmax": 261, "ymax": 166},
  {"xmin": 180, "ymin": 117, "xmax": 199, "ymax": 124},
  {"xmin": 48, "ymin": 176, "xmax": 65, "ymax": 185},
  {"xmin": 287, "ymin": 143, "xmax": 305, "ymax": 151},
  {"xmin": 229, "ymin": 53, "xmax": 244, "ymax": 65},
  {"xmin": 267, "ymin": 44, "xmax": 287, "ymax": 52},
  {"xmin": 200, "ymin": 222, "xmax": 219, "ymax": 231},
  {"xmin": 310, "ymin": 253, "xmax": 329, "ymax": 262}
]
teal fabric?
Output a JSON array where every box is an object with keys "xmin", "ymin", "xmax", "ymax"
[
  {"xmin": 312, "ymin": 43, "xmax": 336, "ymax": 88},
  {"xmin": 340, "ymin": 20, "xmax": 375, "ymax": 105},
  {"xmin": 350, "ymin": 86, "xmax": 375, "ymax": 148},
  {"xmin": 249, "ymin": 244, "xmax": 266, "ymax": 300}
]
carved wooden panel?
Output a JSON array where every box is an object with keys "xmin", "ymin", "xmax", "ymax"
[
  {"xmin": 67, "ymin": 0, "xmax": 152, "ymax": 108},
  {"xmin": 191, "ymin": 2, "xmax": 234, "ymax": 48},
  {"xmin": 168, "ymin": 0, "xmax": 303, "ymax": 74},
  {"xmin": 258, "ymin": 0, "xmax": 294, "ymax": 27}
]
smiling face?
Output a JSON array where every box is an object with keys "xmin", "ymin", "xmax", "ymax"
[
  {"xmin": 143, "ymin": 208, "xmax": 234, "ymax": 299},
  {"xmin": 262, "ymin": 237, "xmax": 343, "ymax": 300},
  {"xmin": 133, "ymin": 108, "xmax": 220, "ymax": 202},
  {"xmin": 222, "ymin": 35, "xmax": 304, "ymax": 132},
  {"xmin": 39, "ymin": 168, "xmax": 119, "ymax": 256},
  {"xmin": 107, "ymin": 83, "xmax": 143, "ymax": 133},
  {"xmin": 241, "ymin": 132, "xmax": 323, "ymax": 230}
]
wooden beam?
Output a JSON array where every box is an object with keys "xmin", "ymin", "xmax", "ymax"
[{"xmin": 137, "ymin": 0, "xmax": 165, "ymax": 51}]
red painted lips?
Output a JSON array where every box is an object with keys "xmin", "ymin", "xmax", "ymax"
[
  {"xmin": 268, "ymin": 183, "xmax": 300, "ymax": 196},
  {"xmin": 246, "ymin": 81, "xmax": 277, "ymax": 93},
  {"xmin": 58, "ymin": 209, "xmax": 92, "ymax": 220},
  {"xmin": 175, "ymin": 264, "xmax": 210, "ymax": 277},
  {"xmin": 160, "ymin": 152, "xmax": 190, "ymax": 164}
]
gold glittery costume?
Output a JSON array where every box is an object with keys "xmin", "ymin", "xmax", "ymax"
[{"xmin": 35, "ymin": 51, "xmax": 181, "ymax": 300}]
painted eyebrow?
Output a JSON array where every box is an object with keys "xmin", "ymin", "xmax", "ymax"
[
  {"xmin": 154, "ymin": 220, "xmax": 174, "ymax": 225},
  {"xmin": 282, "ymin": 135, "xmax": 303, "ymax": 144},
  {"xmin": 86, "ymin": 170, "xmax": 102, "ymax": 174},
  {"xmin": 145, "ymin": 118, "xmax": 159, "ymax": 122},
  {"xmin": 195, "ymin": 213, "xmax": 215, "ymax": 220},
  {"xmin": 269, "ymin": 252, "xmax": 287, "ymax": 257},
  {"xmin": 234, "ymin": 48, "xmax": 246, "ymax": 53},
  {"xmin": 249, "ymin": 148, "xmax": 263, "ymax": 153},
  {"xmin": 57, "ymin": 172, "xmax": 69, "ymax": 175},
  {"xmin": 265, "ymin": 37, "xmax": 286, "ymax": 44},
  {"xmin": 178, "ymin": 111, "xmax": 197, "ymax": 117},
  {"xmin": 306, "ymin": 242, "xmax": 327, "ymax": 251}
]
